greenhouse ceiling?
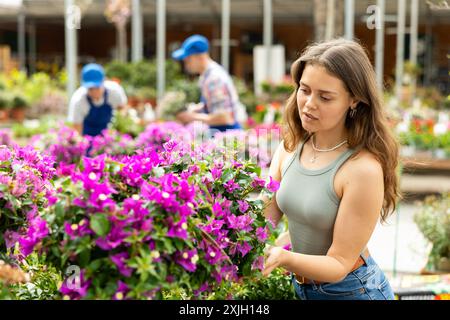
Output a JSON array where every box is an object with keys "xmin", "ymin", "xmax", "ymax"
[{"xmin": 0, "ymin": 0, "xmax": 449, "ymax": 24}]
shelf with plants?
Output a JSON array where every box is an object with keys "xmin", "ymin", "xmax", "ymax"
[
  {"xmin": 0, "ymin": 70, "xmax": 67, "ymax": 123},
  {"xmin": 396, "ymin": 112, "xmax": 450, "ymax": 172},
  {"xmin": 259, "ymin": 78, "xmax": 294, "ymax": 104}
]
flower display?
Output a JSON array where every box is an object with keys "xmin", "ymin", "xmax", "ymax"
[
  {"xmin": 30, "ymin": 124, "xmax": 90, "ymax": 166},
  {"xmin": 0, "ymin": 145, "xmax": 56, "ymax": 249},
  {"xmin": 0, "ymin": 129, "xmax": 14, "ymax": 147},
  {"xmin": 0, "ymin": 115, "xmax": 289, "ymax": 300},
  {"xmin": 4, "ymin": 135, "xmax": 278, "ymax": 300},
  {"xmin": 89, "ymin": 129, "xmax": 136, "ymax": 158}
]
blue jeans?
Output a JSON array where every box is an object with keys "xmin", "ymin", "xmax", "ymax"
[{"xmin": 292, "ymin": 255, "xmax": 395, "ymax": 300}]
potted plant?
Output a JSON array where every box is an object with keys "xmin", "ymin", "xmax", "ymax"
[
  {"xmin": 273, "ymin": 82, "xmax": 294, "ymax": 103},
  {"xmin": 414, "ymin": 193, "xmax": 450, "ymax": 273},
  {"xmin": 9, "ymin": 93, "xmax": 29, "ymax": 123},
  {"xmin": 0, "ymin": 93, "xmax": 11, "ymax": 122},
  {"xmin": 156, "ymin": 91, "xmax": 187, "ymax": 121},
  {"xmin": 433, "ymin": 132, "xmax": 450, "ymax": 159},
  {"xmin": 135, "ymin": 87, "xmax": 157, "ymax": 107}
]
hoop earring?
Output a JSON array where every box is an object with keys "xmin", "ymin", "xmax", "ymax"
[{"xmin": 349, "ymin": 108, "xmax": 357, "ymax": 118}]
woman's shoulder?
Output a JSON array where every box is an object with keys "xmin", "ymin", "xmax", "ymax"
[
  {"xmin": 272, "ymin": 139, "xmax": 300, "ymax": 178},
  {"xmin": 344, "ymin": 149, "xmax": 383, "ymax": 179},
  {"xmin": 276, "ymin": 139, "xmax": 296, "ymax": 161}
]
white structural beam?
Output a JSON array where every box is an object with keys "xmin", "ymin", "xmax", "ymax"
[
  {"xmin": 344, "ymin": 0, "xmax": 354, "ymax": 40},
  {"xmin": 132, "ymin": 0, "xmax": 143, "ymax": 62},
  {"xmin": 156, "ymin": 0, "xmax": 166, "ymax": 102},
  {"xmin": 375, "ymin": 0, "xmax": 385, "ymax": 89},
  {"xmin": 410, "ymin": 0, "xmax": 419, "ymax": 100},
  {"xmin": 325, "ymin": 0, "xmax": 335, "ymax": 40},
  {"xmin": 221, "ymin": 0, "xmax": 230, "ymax": 71},
  {"xmin": 395, "ymin": 0, "xmax": 406, "ymax": 103},
  {"xmin": 28, "ymin": 21, "xmax": 36, "ymax": 74},
  {"xmin": 18, "ymin": 10, "xmax": 26, "ymax": 71},
  {"xmin": 263, "ymin": 0, "xmax": 272, "ymax": 82},
  {"xmin": 64, "ymin": 0, "xmax": 78, "ymax": 98}
]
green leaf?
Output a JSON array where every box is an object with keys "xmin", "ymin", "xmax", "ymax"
[
  {"xmin": 221, "ymin": 168, "xmax": 235, "ymax": 182},
  {"xmin": 90, "ymin": 214, "xmax": 111, "ymax": 237},
  {"xmin": 162, "ymin": 238, "xmax": 175, "ymax": 254},
  {"xmin": 88, "ymin": 259, "xmax": 102, "ymax": 272},
  {"xmin": 246, "ymin": 163, "xmax": 261, "ymax": 176},
  {"xmin": 54, "ymin": 202, "xmax": 64, "ymax": 218},
  {"xmin": 78, "ymin": 249, "xmax": 91, "ymax": 267}
]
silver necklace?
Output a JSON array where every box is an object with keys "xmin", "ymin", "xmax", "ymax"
[{"xmin": 310, "ymin": 135, "xmax": 348, "ymax": 163}]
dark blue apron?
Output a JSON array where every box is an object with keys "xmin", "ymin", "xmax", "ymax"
[{"xmin": 82, "ymin": 89, "xmax": 113, "ymax": 137}]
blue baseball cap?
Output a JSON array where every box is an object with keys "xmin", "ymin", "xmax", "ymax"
[
  {"xmin": 81, "ymin": 63, "xmax": 105, "ymax": 88},
  {"xmin": 172, "ymin": 35, "xmax": 209, "ymax": 60}
]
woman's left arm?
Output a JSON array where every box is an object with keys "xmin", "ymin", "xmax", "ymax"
[{"xmin": 263, "ymin": 156, "xmax": 384, "ymax": 283}]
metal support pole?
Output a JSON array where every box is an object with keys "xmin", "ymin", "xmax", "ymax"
[
  {"xmin": 410, "ymin": 0, "xmax": 419, "ymax": 101},
  {"xmin": 65, "ymin": 0, "xmax": 78, "ymax": 98},
  {"xmin": 18, "ymin": 10, "xmax": 26, "ymax": 72},
  {"xmin": 395, "ymin": 0, "xmax": 406, "ymax": 104},
  {"xmin": 156, "ymin": 0, "xmax": 166, "ymax": 102},
  {"xmin": 375, "ymin": 0, "xmax": 385, "ymax": 89},
  {"xmin": 344, "ymin": 0, "xmax": 354, "ymax": 40},
  {"xmin": 325, "ymin": 0, "xmax": 335, "ymax": 40},
  {"xmin": 221, "ymin": 0, "xmax": 230, "ymax": 71},
  {"xmin": 28, "ymin": 21, "xmax": 36, "ymax": 74},
  {"xmin": 263, "ymin": 0, "xmax": 273, "ymax": 82},
  {"xmin": 132, "ymin": 0, "xmax": 143, "ymax": 62}
]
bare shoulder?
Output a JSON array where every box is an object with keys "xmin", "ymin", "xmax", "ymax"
[
  {"xmin": 278, "ymin": 140, "xmax": 297, "ymax": 167},
  {"xmin": 270, "ymin": 140, "xmax": 295, "ymax": 180},
  {"xmin": 334, "ymin": 150, "xmax": 383, "ymax": 199},
  {"xmin": 342, "ymin": 149, "xmax": 383, "ymax": 182}
]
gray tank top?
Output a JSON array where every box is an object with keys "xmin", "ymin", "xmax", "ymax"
[{"xmin": 275, "ymin": 137, "xmax": 356, "ymax": 255}]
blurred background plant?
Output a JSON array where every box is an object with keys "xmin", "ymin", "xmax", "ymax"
[
  {"xmin": 414, "ymin": 193, "xmax": 450, "ymax": 273},
  {"xmin": 7, "ymin": 252, "xmax": 62, "ymax": 300},
  {"xmin": 0, "ymin": 253, "xmax": 30, "ymax": 300}
]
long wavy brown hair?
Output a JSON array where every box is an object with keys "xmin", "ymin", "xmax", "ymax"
[{"xmin": 283, "ymin": 38, "xmax": 401, "ymax": 222}]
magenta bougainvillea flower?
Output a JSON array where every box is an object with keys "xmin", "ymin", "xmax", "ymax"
[
  {"xmin": 166, "ymin": 216, "xmax": 189, "ymax": 240},
  {"xmin": 5, "ymin": 122, "xmax": 279, "ymax": 300},
  {"xmin": 237, "ymin": 200, "xmax": 249, "ymax": 213},
  {"xmin": 95, "ymin": 217, "xmax": 131, "ymax": 251},
  {"xmin": 3, "ymin": 230, "xmax": 19, "ymax": 249},
  {"xmin": 110, "ymin": 252, "xmax": 134, "ymax": 277},
  {"xmin": 255, "ymin": 226, "xmax": 269, "ymax": 243},
  {"xmin": 1, "ymin": 145, "xmax": 56, "ymax": 251},
  {"xmin": 175, "ymin": 249, "xmax": 199, "ymax": 273},
  {"xmin": 18, "ymin": 214, "xmax": 49, "ymax": 256},
  {"xmin": 59, "ymin": 269, "xmax": 91, "ymax": 300},
  {"xmin": 89, "ymin": 129, "xmax": 135, "ymax": 159},
  {"xmin": 266, "ymin": 176, "xmax": 280, "ymax": 193},
  {"xmin": 64, "ymin": 219, "xmax": 92, "ymax": 241},
  {"xmin": 0, "ymin": 129, "xmax": 14, "ymax": 147},
  {"xmin": 113, "ymin": 280, "xmax": 130, "ymax": 300},
  {"xmin": 30, "ymin": 124, "xmax": 90, "ymax": 166}
]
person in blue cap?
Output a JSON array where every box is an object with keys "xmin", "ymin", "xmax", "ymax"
[
  {"xmin": 172, "ymin": 34, "xmax": 246, "ymax": 133},
  {"xmin": 67, "ymin": 63, "xmax": 128, "ymax": 137}
]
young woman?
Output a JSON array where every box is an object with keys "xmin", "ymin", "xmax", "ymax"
[{"xmin": 262, "ymin": 38, "xmax": 400, "ymax": 300}]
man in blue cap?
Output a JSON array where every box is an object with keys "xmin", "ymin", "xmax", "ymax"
[
  {"xmin": 172, "ymin": 34, "xmax": 246, "ymax": 132},
  {"xmin": 67, "ymin": 63, "xmax": 128, "ymax": 137}
]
